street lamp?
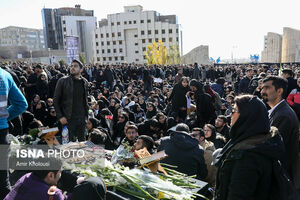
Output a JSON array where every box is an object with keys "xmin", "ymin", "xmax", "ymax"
[
  {"xmin": 29, "ymin": 50, "xmax": 32, "ymax": 63},
  {"xmin": 231, "ymin": 45, "xmax": 237, "ymax": 63},
  {"xmin": 48, "ymin": 48, "xmax": 51, "ymax": 64}
]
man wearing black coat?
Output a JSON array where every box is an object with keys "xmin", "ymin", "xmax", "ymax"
[
  {"xmin": 282, "ymin": 68, "xmax": 297, "ymax": 97},
  {"xmin": 261, "ymin": 76, "xmax": 300, "ymax": 188},
  {"xmin": 238, "ymin": 68, "xmax": 253, "ymax": 94},
  {"xmin": 158, "ymin": 123, "xmax": 208, "ymax": 180}
]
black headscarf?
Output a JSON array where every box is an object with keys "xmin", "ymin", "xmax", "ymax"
[
  {"xmin": 215, "ymin": 96, "xmax": 270, "ymax": 165},
  {"xmin": 72, "ymin": 177, "xmax": 106, "ymax": 200}
]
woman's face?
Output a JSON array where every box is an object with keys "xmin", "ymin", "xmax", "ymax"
[
  {"xmin": 47, "ymin": 99, "xmax": 53, "ymax": 106},
  {"xmin": 118, "ymin": 115, "xmax": 125, "ymax": 122},
  {"xmin": 147, "ymin": 105, "xmax": 154, "ymax": 111},
  {"xmin": 230, "ymin": 103, "xmax": 240, "ymax": 127},
  {"xmin": 181, "ymin": 80, "xmax": 188, "ymax": 88},
  {"xmin": 49, "ymin": 109, "xmax": 56, "ymax": 116},
  {"xmin": 159, "ymin": 115, "xmax": 166, "ymax": 124},
  {"xmin": 87, "ymin": 120, "xmax": 93, "ymax": 131},
  {"xmin": 34, "ymin": 96, "xmax": 40, "ymax": 103},
  {"xmin": 204, "ymin": 126, "xmax": 212, "ymax": 138},
  {"xmin": 139, "ymin": 98, "xmax": 144, "ymax": 104},
  {"xmin": 110, "ymin": 100, "xmax": 115, "ymax": 106}
]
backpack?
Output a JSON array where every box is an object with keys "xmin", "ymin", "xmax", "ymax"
[{"xmin": 269, "ymin": 160, "xmax": 300, "ymax": 200}]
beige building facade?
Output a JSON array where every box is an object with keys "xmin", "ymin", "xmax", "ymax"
[
  {"xmin": 281, "ymin": 27, "xmax": 300, "ymax": 63},
  {"xmin": 261, "ymin": 32, "xmax": 282, "ymax": 63}
]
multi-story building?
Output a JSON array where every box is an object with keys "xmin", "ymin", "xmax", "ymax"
[
  {"xmin": 281, "ymin": 27, "xmax": 300, "ymax": 63},
  {"xmin": 261, "ymin": 32, "xmax": 282, "ymax": 63},
  {"xmin": 42, "ymin": 5, "xmax": 96, "ymax": 63},
  {"xmin": 93, "ymin": 5, "xmax": 183, "ymax": 64},
  {"xmin": 0, "ymin": 26, "xmax": 45, "ymax": 50}
]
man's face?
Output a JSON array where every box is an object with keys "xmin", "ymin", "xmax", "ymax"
[
  {"xmin": 261, "ymin": 80, "xmax": 280, "ymax": 103},
  {"xmin": 215, "ymin": 118, "xmax": 225, "ymax": 128},
  {"xmin": 134, "ymin": 138, "xmax": 144, "ymax": 150},
  {"xmin": 70, "ymin": 62, "xmax": 81, "ymax": 76},
  {"xmin": 125, "ymin": 128, "xmax": 138, "ymax": 141}
]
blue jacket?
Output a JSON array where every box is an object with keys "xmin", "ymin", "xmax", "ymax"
[{"xmin": 0, "ymin": 68, "xmax": 27, "ymax": 129}]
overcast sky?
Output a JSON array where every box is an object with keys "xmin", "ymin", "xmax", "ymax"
[{"xmin": 1, "ymin": 0, "xmax": 300, "ymax": 59}]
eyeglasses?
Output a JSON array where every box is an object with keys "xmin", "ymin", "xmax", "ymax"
[{"xmin": 119, "ymin": 116, "xmax": 125, "ymax": 119}]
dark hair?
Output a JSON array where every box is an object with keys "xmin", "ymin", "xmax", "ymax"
[
  {"xmin": 126, "ymin": 125, "xmax": 138, "ymax": 132},
  {"xmin": 246, "ymin": 68, "xmax": 253, "ymax": 72},
  {"xmin": 180, "ymin": 76, "xmax": 189, "ymax": 84},
  {"xmin": 149, "ymin": 118, "xmax": 159, "ymax": 127},
  {"xmin": 192, "ymin": 127, "xmax": 205, "ymax": 137},
  {"xmin": 89, "ymin": 128, "xmax": 107, "ymax": 145},
  {"xmin": 217, "ymin": 115, "xmax": 227, "ymax": 124},
  {"xmin": 282, "ymin": 68, "xmax": 293, "ymax": 77},
  {"xmin": 175, "ymin": 123, "xmax": 190, "ymax": 132},
  {"xmin": 204, "ymin": 124, "xmax": 216, "ymax": 140},
  {"xmin": 263, "ymin": 76, "xmax": 288, "ymax": 98},
  {"xmin": 138, "ymin": 135, "xmax": 155, "ymax": 151},
  {"xmin": 32, "ymin": 156, "xmax": 62, "ymax": 180}
]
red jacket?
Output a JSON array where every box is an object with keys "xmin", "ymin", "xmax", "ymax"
[{"xmin": 287, "ymin": 88, "xmax": 300, "ymax": 106}]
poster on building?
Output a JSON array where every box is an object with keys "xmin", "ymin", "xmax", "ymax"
[{"xmin": 66, "ymin": 36, "xmax": 79, "ymax": 64}]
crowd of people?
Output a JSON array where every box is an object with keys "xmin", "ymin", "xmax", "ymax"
[{"xmin": 0, "ymin": 60, "xmax": 300, "ymax": 199}]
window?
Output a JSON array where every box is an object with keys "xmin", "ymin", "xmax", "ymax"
[
  {"xmin": 115, "ymin": 57, "xmax": 118, "ymax": 61},
  {"xmin": 176, "ymin": 37, "xmax": 179, "ymax": 42},
  {"xmin": 136, "ymin": 59, "xmax": 139, "ymax": 61},
  {"xmin": 109, "ymin": 57, "xmax": 112, "ymax": 61},
  {"xmin": 102, "ymin": 49, "xmax": 105, "ymax": 54},
  {"xmin": 101, "ymin": 41, "xmax": 104, "ymax": 46},
  {"xmin": 141, "ymin": 31, "xmax": 145, "ymax": 35},
  {"xmin": 129, "ymin": 21, "xmax": 132, "ymax": 24},
  {"xmin": 162, "ymin": 38, "xmax": 166, "ymax": 42},
  {"xmin": 134, "ymin": 34, "xmax": 138, "ymax": 38},
  {"xmin": 101, "ymin": 34, "xmax": 103, "ymax": 38},
  {"xmin": 120, "ymin": 48, "xmax": 123, "ymax": 53},
  {"xmin": 96, "ymin": 42, "xmax": 99, "ymax": 46},
  {"xmin": 119, "ymin": 40, "xmax": 122, "ymax": 45},
  {"xmin": 111, "ymin": 22, "xmax": 114, "ymax": 26},
  {"xmin": 155, "ymin": 38, "xmax": 159, "ymax": 42},
  {"xmin": 106, "ymin": 33, "xmax": 109, "ymax": 38},
  {"xmin": 133, "ymin": 20, "xmax": 136, "ymax": 24},
  {"xmin": 169, "ymin": 37, "xmax": 173, "ymax": 42},
  {"xmin": 107, "ymin": 41, "xmax": 110, "ymax": 45},
  {"xmin": 63, "ymin": 27, "xmax": 66, "ymax": 32},
  {"xmin": 113, "ymin": 49, "xmax": 117, "ymax": 53},
  {"xmin": 135, "ymin": 50, "xmax": 139, "ymax": 54},
  {"xmin": 135, "ymin": 43, "xmax": 138, "ymax": 46},
  {"xmin": 143, "ymin": 55, "xmax": 146, "ymax": 59},
  {"xmin": 95, "ymin": 34, "xmax": 98, "ymax": 38},
  {"xmin": 108, "ymin": 49, "xmax": 111, "ymax": 53},
  {"xmin": 103, "ymin": 57, "xmax": 106, "ymax": 61},
  {"xmin": 124, "ymin": 21, "xmax": 127, "ymax": 25},
  {"xmin": 155, "ymin": 30, "xmax": 158, "ymax": 34},
  {"xmin": 113, "ymin": 41, "xmax": 116, "ymax": 45},
  {"xmin": 121, "ymin": 56, "xmax": 124, "ymax": 60},
  {"xmin": 118, "ymin": 32, "xmax": 121, "ymax": 37},
  {"xmin": 140, "ymin": 20, "xmax": 144, "ymax": 23},
  {"xmin": 162, "ymin": 29, "xmax": 165, "ymax": 34},
  {"xmin": 142, "ymin": 39, "xmax": 145, "ymax": 43},
  {"xmin": 96, "ymin": 50, "xmax": 99, "ymax": 54},
  {"xmin": 97, "ymin": 57, "xmax": 100, "ymax": 61},
  {"xmin": 147, "ymin": 19, "xmax": 151, "ymax": 23},
  {"xmin": 117, "ymin": 22, "xmax": 120, "ymax": 25},
  {"xmin": 148, "ymin": 30, "xmax": 151, "ymax": 35},
  {"xmin": 176, "ymin": 28, "xmax": 178, "ymax": 33},
  {"xmin": 149, "ymin": 39, "xmax": 152, "ymax": 43},
  {"xmin": 112, "ymin": 33, "xmax": 115, "ymax": 37},
  {"xmin": 63, "ymin": 20, "xmax": 66, "ymax": 24},
  {"xmin": 169, "ymin": 29, "xmax": 172, "ymax": 34}
]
